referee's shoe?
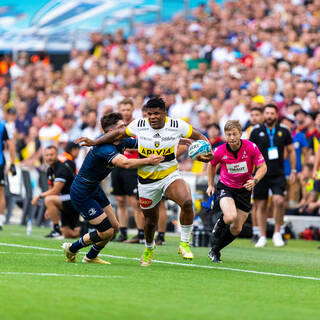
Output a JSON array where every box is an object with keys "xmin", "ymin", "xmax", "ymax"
[{"xmin": 208, "ymin": 248, "xmax": 221, "ymax": 263}]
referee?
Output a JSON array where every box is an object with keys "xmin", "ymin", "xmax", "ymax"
[{"xmin": 250, "ymin": 104, "xmax": 296, "ymax": 247}]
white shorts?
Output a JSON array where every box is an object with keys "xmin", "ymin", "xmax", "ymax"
[{"xmin": 138, "ymin": 171, "xmax": 181, "ymax": 209}]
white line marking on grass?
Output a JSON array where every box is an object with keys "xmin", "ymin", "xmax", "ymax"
[
  {"xmin": 0, "ymin": 251, "xmax": 61, "ymax": 257},
  {"xmin": 0, "ymin": 272, "xmax": 122, "ymax": 279},
  {"xmin": 1, "ymin": 242, "xmax": 319, "ymax": 281}
]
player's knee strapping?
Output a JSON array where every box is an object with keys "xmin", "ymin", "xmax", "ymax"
[
  {"xmin": 89, "ymin": 218, "xmax": 113, "ymax": 242},
  {"xmin": 95, "ymin": 217, "xmax": 112, "ymax": 233},
  {"xmin": 89, "ymin": 231, "xmax": 103, "ymax": 243}
]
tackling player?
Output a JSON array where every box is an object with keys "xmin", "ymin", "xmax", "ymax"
[
  {"xmin": 63, "ymin": 113, "xmax": 163, "ymax": 264},
  {"xmin": 207, "ymin": 120, "xmax": 267, "ymax": 263},
  {"xmin": 76, "ymin": 97, "xmax": 212, "ymax": 266}
]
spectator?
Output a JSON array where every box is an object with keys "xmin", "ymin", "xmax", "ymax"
[
  {"xmin": 20, "ymin": 126, "xmax": 42, "ymax": 167},
  {"xmin": 15, "ymin": 100, "xmax": 32, "ymax": 139},
  {"xmin": 282, "ymin": 115, "xmax": 308, "ymax": 208},
  {"xmin": 62, "ymin": 114, "xmax": 81, "ymax": 142},
  {"xmin": 38, "ymin": 111, "xmax": 63, "ymax": 150},
  {"xmin": 207, "ymin": 123, "xmax": 224, "ymax": 149}
]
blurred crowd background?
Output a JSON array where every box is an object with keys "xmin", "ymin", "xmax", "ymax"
[{"xmin": 1, "ymin": 0, "xmax": 320, "ymax": 216}]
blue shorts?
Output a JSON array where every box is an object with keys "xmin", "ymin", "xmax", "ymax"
[{"xmin": 70, "ymin": 176, "xmax": 110, "ymax": 221}]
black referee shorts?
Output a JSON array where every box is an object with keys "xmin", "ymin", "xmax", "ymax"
[
  {"xmin": 253, "ymin": 175, "xmax": 286, "ymax": 200},
  {"xmin": 111, "ymin": 167, "xmax": 138, "ymax": 196},
  {"xmin": 216, "ymin": 181, "xmax": 252, "ymax": 213}
]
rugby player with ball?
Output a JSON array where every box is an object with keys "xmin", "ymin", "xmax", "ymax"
[{"xmin": 77, "ymin": 97, "xmax": 212, "ymax": 266}]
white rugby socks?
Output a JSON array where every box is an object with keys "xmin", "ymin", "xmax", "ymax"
[
  {"xmin": 145, "ymin": 240, "xmax": 155, "ymax": 249},
  {"xmin": 252, "ymin": 226, "xmax": 260, "ymax": 236},
  {"xmin": 0, "ymin": 214, "xmax": 4, "ymax": 227},
  {"xmin": 180, "ymin": 224, "xmax": 192, "ymax": 243}
]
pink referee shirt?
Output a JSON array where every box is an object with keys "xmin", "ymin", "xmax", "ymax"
[{"xmin": 210, "ymin": 139, "xmax": 265, "ymax": 189}]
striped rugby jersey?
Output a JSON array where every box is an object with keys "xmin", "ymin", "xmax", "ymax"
[{"xmin": 126, "ymin": 117, "xmax": 192, "ymax": 183}]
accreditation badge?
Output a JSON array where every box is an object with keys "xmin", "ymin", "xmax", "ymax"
[{"xmin": 267, "ymin": 147, "xmax": 279, "ymax": 160}]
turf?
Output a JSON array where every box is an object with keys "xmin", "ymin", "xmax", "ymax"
[{"xmin": 0, "ymin": 225, "xmax": 319, "ymax": 320}]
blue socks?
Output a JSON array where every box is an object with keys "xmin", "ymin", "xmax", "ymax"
[
  {"xmin": 86, "ymin": 244, "xmax": 104, "ymax": 259},
  {"xmin": 69, "ymin": 237, "xmax": 87, "ymax": 253}
]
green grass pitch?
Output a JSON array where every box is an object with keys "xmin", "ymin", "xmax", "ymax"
[{"xmin": 0, "ymin": 225, "xmax": 319, "ymax": 320}]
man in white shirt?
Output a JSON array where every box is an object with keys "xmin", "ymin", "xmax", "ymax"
[
  {"xmin": 39, "ymin": 111, "xmax": 63, "ymax": 150},
  {"xmin": 76, "ymin": 110, "xmax": 101, "ymax": 168}
]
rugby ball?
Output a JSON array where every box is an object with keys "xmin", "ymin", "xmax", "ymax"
[{"xmin": 188, "ymin": 140, "xmax": 211, "ymax": 160}]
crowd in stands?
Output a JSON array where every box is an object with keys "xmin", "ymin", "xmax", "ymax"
[{"xmin": 0, "ymin": 0, "xmax": 320, "ymax": 216}]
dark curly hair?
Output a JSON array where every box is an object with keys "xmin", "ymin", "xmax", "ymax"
[
  {"xmin": 100, "ymin": 112, "xmax": 123, "ymax": 132},
  {"xmin": 145, "ymin": 97, "xmax": 166, "ymax": 111}
]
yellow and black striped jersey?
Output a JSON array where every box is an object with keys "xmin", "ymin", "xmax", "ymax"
[{"xmin": 126, "ymin": 117, "xmax": 192, "ymax": 183}]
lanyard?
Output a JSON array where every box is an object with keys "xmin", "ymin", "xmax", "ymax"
[{"xmin": 266, "ymin": 126, "xmax": 276, "ymax": 147}]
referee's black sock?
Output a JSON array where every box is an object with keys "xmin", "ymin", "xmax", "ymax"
[
  {"xmin": 54, "ymin": 224, "xmax": 61, "ymax": 233},
  {"xmin": 219, "ymin": 227, "xmax": 236, "ymax": 251},
  {"xmin": 157, "ymin": 232, "xmax": 165, "ymax": 241},
  {"xmin": 120, "ymin": 227, "xmax": 127, "ymax": 238},
  {"xmin": 212, "ymin": 217, "xmax": 228, "ymax": 239},
  {"xmin": 138, "ymin": 229, "xmax": 144, "ymax": 240}
]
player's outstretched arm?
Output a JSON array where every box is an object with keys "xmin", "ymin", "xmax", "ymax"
[
  {"xmin": 75, "ymin": 128, "xmax": 128, "ymax": 147},
  {"xmin": 111, "ymin": 154, "xmax": 164, "ymax": 169}
]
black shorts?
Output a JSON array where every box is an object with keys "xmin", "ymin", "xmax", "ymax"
[
  {"xmin": 61, "ymin": 200, "xmax": 80, "ymax": 229},
  {"xmin": 253, "ymin": 175, "xmax": 286, "ymax": 200},
  {"xmin": 0, "ymin": 165, "xmax": 5, "ymax": 186},
  {"xmin": 111, "ymin": 167, "xmax": 138, "ymax": 196},
  {"xmin": 216, "ymin": 181, "xmax": 252, "ymax": 213}
]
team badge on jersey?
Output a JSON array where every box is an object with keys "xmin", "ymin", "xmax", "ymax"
[{"xmin": 153, "ymin": 133, "xmax": 161, "ymax": 148}]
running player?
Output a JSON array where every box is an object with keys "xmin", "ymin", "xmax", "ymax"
[
  {"xmin": 76, "ymin": 97, "xmax": 212, "ymax": 266},
  {"xmin": 63, "ymin": 112, "xmax": 163, "ymax": 264},
  {"xmin": 207, "ymin": 120, "xmax": 267, "ymax": 263}
]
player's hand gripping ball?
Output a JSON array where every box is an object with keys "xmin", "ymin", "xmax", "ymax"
[{"xmin": 188, "ymin": 140, "xmax": 211, "ymax": 160}]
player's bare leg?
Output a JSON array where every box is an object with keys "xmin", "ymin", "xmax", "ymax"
[
  {"xmin": 251, "ymin": 202, "xmax": 260, "ymax": 243},
  {"xmin": 124, "ymin": 196, "xmax": 145, "ymax": 243},
  {"xmin": 165, "ymin": 179, "xmax": 194, "ymax": 259},
  {"xmin": 272, "ymin": 194, "xmax": 285, "ymax": 247},
  {"xmin": 254, "ymin": 199, "xmax": 268, "ymax": 248},
  {"xmin": 140, "ymin": 203, "xmax": 160, "ymax": 266},
  {"xmin": 209, "ymin": 197, "xmax": 248, "ymax": 262},
  {"xmin": 44, "ymin": 195, "xmax": 62, "ymax": 238},
  {"xmin": 115, "ymin": 195, "xmax": 128, "ymax": 241},
  {"xmin": 63, "ymin": 205, "xmax": 119, "ymax": 264},
  {"xmin": 156, "ymin": 199, "xmax": 167, "ymax": 245}
]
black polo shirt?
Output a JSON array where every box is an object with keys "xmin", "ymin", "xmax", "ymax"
[
  {"xmin": 249, "ymin": 123, "xmax": 293, "ymax": 176},
  {"xmin": 47, "ymin": 161, "xmax": 75, "ymax": 195}
]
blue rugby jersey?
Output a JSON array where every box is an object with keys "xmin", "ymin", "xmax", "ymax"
[{"xmin": 74, "ymin": 138, "xmax": 138, "ymax": 187}]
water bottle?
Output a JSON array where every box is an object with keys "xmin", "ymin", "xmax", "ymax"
[
  {"xmin": 193, "ymin": 226, "xmax": 200, "ymax": 247},
  {"xmin": 26, "ymin": 219, "xmax": 32, "ymax": 236}
]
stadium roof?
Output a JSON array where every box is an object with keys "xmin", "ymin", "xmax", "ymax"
[{"xmin": 0, "ymin": 0, "xmax": 211, "ymax": 53}]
